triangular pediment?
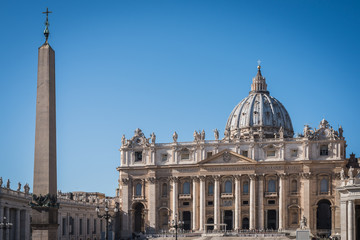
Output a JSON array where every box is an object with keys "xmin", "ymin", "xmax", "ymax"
[{"xmin": 199, "ymin": 149, "xmax": 256, "ymax": 165}]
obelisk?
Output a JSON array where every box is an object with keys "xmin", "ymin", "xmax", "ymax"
[{"xmin": 31, "ymin": 8, "xmax": 58, "ymax": 239}]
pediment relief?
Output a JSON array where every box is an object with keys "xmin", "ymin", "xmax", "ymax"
[{"xmin": 199, "ymin": 149, "xmax": 256, "ymax": 165}]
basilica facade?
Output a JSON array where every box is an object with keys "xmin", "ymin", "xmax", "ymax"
[{"xmin": 117, "ymin": 65, "xmax": 348, "ymax": 239}]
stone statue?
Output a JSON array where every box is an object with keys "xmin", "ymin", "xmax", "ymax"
[
  {"xmin": 300, "ymin": 215, "xmax": 307, "ymax": 229},
  {"xmin": 201, "ymin": 129, "xmax": 205, "ymax": 140},
  {"xmin": 339, "ymin": 125, "xmax": 343, "ymax": 138},
  {"xmin": 0, "ymin": 177, "xmax": 2, "ymax": 188},
  {"xmin": 214, "ymin": 129, "xmax": 219, "ymax": 140},
  {"xmin": 24, "ymin": 183, "xmax": 30, "ymax": 194},
  {"xmin": 279, "ymin": 126, "xmax": 284, "ymax": 139},
  {"xmin": 151, "ymin": 132, "xmax": 156, "ymax": 144},
  {"xmin": 173, "ymin": 131, "xmax": 178, "ymax": 142},
  {"xmin": 224, "ymin": 128, "xmax": 230, "ymax": 140},
  {"xmin": 303, "ymin": 125, "xmax": 310, "ymax": 137},
  {"xmin": 340, "ymin": 168, "xmax": 345, "ymax": 180},
  {"xmin": 348, "ymin": 166, "xmax": 354, "ymax": 178},
  {"xmin": 6, "ymin": 179, "xmax": 10, "ymax": 189},
  {"xmin": 121, "ymin": 134, "xmax": 126, "ymax": 146},
  {"xmin": 17, "ymin": 182, "xmax": 21, "ymax": 191},
  {"xmin": 193, "ymin": 130, "xmax": 198, "ymax": 141}
]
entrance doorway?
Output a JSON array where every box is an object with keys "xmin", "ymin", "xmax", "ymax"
[
  {"xmin": 356, "ymin": 205, "xmax": 360, "ymax": 240},
  {"xmin": 133, "ymin": 203, "xmax": 145, "ymax": 233},
  {"xmin": 207, "ymin": 218, "xmax": 214, "ymax": 231},
  {"xmin": 183, "ymin": 211, "xmax": 191, "ymax": 230},
  {"xmin": 242, "ymin": 217, "xmax": 249, "ymax": 229},
  {"xmin": 224, "ymin": 210, "xmax": 233, "ymax": 230},
  {"xmin": 267, "ymin": 210, "xmax": 277, "ymax": 230},
  {"xmin": 316, "ymin": 199, "xmax": 331, "ymax": 237}
]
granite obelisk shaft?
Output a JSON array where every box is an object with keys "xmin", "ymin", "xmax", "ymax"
[{"xmin": 31, "ymin": 42, "xmax": 58, "ymax": 239}]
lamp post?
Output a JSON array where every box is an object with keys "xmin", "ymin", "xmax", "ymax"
[
  {"xmin": 0, "ymin": 216, "xmax": 13, "ymax": 236},
  {"xmin": 96, "ymin": 199, "xmax": 119, "ymax": 240},
  {"xmin": 168, "ymin": 213, "xmax": 184, "ymax": 240}
]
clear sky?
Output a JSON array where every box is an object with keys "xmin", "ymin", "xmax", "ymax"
[{"xmin": 0, "ymin": 0, "xmax": 359, "ymax": 196}]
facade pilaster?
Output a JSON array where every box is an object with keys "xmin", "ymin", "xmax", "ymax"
[
  {"xmin": 120, "ymin": 177, "xmax": 131, "ymax": 237},
  {"xmin": 147, "ymin": 177, "xmax": 157, "ymax": 231},
  {"xmin": 249, "ymin": 174, "xmax": 256, "ymax": 230},
  {"xmin": 300, "ymin": 172, "xmax": 311, "ymax": 229},
  {"xmin": 340, "ymin": 201, "xmax": 347, "ymax": 240},
  {"xmin": 234, "ymin": 175, "xmax": 241, "ymax": 230},
  {"xmin": 278, "ymin": 173, "xmax": 286, "ymax": 230},
  {"xmin": 347, "ymin": 200, "xmax": 354, "ymax": 240},
  {"xmin": 5, "ymin": 207, "xmax": 9, "ymax": 240},
  {"xmin": 213, "ymin": 175, "xmax": 220, "ymax": 230},
  {"xmin": 192, "ymin": 177, "xmax": 199, "ymax": 230},
  {"xmin": 170, "ymin": 177, "xmax": 179, "ymax": 221},
  {"xmin": 199, "ymin": 176, "xmax": 206, "ymax": 231},
  {"xmin": 258, "ymin": 175, "xmax": 264, "ymax": 230}
]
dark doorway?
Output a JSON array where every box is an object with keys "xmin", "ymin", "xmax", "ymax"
[
  {"xmin": 183, "ymin": 211, "xmax": 191, "ymax": 230},
  {"xmin": 267, "ymin": 210, "xmax": 277, "ymax": 230},
  {"xmin": 355, "ymin": 205, "xmax": 360, "ymax": 240},
  {"xmin": 207, "ymin": 218, "xmax": 214, "ymax": 231},
  {"xmin": 134, "ymin": 203, "xmax": 144, "ymax": 233},
  {"xmin": 316, "ymin": 199, "xmax": 331, "ymax": 236},
  {"xmin": 224, "ymin": 210, "xmax": 233, "ymax": 230},
  {"xmin": 242, "ymin": 217, "xmax": 249, "ymax": 229}
]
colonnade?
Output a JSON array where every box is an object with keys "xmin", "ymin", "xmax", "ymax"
[
  {"xmin": 0, "ymin": 206, "xmax": 30, "ymax": 240},
  {"xmin": 340, "ymin": 200, "xmax": 357, "ymax": 240}
]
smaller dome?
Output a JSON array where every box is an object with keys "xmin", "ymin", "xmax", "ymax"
[{"xmin": 225, "ymin": 65, "xmax": 294, "ymax": 139}]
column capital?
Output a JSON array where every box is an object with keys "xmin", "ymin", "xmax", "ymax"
[
  {"xmin": 199, "ymin": 175, "xmax": 206, "ymax": 181},
  {"xmin": 191, "ymin": 176, "xmax": 200, "ymax": 182},
  {"xmin": 234, "ymin": 174, "xmax": 242, "ymax": 180},
  {"xmin": 169, "ymin": 176, "xmax": 179, "ymax": 183},
  {"xmin": 146, "ymin": 177, "xmax": 157, "ymax": 184},
  {"xmin": 213, "ymin": 175, "xmax": 221, "ymax": 181},
  {"xmin": 278, "ymin": 173, "xmax": 288, "ymax": 179},
  {"xmin": 121, "ymin": 178, "xmax": 130, "ymax": 185},
  {"xmin": 249, "ymin": 174, "xmax": 257, "ymax": 180},
  {"xmin": 300, "ymin": 172, "xmax": 311, "ymax": 179}
]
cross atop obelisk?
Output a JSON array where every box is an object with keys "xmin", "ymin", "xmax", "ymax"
[
  {"xmin": 42, "ymin": 8, "xmax": 52, "ymax": 43},
  {"xmin": 31, "ymin": 8, "xmax": 58, "ymax": 240}
]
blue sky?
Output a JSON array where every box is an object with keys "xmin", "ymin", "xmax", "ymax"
[{"xmin": 0, "ymin": 1, "xmax": 359, "ymax": 196}]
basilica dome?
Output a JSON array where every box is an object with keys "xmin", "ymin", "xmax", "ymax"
[{"xmin": 225, "ymin": 65, "xmax": 294, "ymax": 139}]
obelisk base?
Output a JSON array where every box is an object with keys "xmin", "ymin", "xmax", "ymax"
[{"xmin": 31, "ymin": 208, "xmax": 58, "ymax": 239}]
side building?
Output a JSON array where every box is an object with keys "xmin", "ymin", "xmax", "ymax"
[
  {"xmin": 117, "ymin": 65, "xmax": 350, "ymax": 239},
  {"xmin": 0, "ymin": 181, "xmax": 116, "ymax": 240}
]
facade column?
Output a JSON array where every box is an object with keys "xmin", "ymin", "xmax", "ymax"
[
  {"xmin": 171, "ymin": 177, "xmax": 179, "ymax": 221},
  {"xmin": 300, "ymin": 172, "xmax": 311, "ymax": 229},
  {"xmin": 5, "ymin": 207, "xmax": 9, "ymax": 240},
  {"xmin": 15, "ymin": 209, "xmax": 20, "ymax": 240},
  {"xmin": 192, "ymin": 177, "xmax": 199, "ymax": 230},
  {"xmin": 234, "ymin": 175, "xmax": 240, "ymax": 230},
  {"xmin": 120, "ymin": 177, "xmax": 131, "ymax": 237},
  {"xmin": 347, "ymin": 200, "xmax": 354, "ymax": 240},
  {"xmin": 340, "ymin": 201, "xmax": 347, "ymax": 240},
  {"xmin": 249, "ymin": 174, "xmax": 256, "ymax": 230},
  {"xmin": 147, "ymin": 177, "xmax": 157, "ymax": 232},
  {"xmin": 0, "ymin": 206, "xmax": 3, "ymax": 239},
  {"xmin": 199, "ymin": 176, "xmax": 206, "ymax": 231},
  {"xmin": 213, "ymin": 175, "xmax": 220, "ymax": 230},
  {"xmin": 278, "ymin": 173, "xmax": 286, "ymax": 231},
  {"xmin": 258, "ymin": 175, "xmax": 264, "ymax": 230}
]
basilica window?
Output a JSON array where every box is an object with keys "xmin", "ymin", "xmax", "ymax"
[
  {"xmin": 208, "ymin": 183, "xmax": 214, "ymax": 196},
  {"xmin": 268, "ymin": 180, "xmax": 276, "ymax": 192},
  {"xmin": 266, "ymin": 150, "xmax": 276, "ymax": 157},
  {"xmin": 207, "ymin": 151, "xmax": 213, "ymax": 158},
  {"xmin": 243, "ymin": 181, "xmax": 249, "ymax": 194},
  {"xmin": 241, "ymin": 150, "xmax": 248, "ymax": 157},
  {"xmin": 291, "ymin": 179, "xmax": 298, "ymax": 193},
  {"xmin": 162, "ymin": 183, "xmax": 168, "ymax": 197},
  {"xmin": 291, "ymin": 149, "xmax": 298, "ymax": 157},
  {"xmin": 62, "ymin": 218, "xmax": 66, "ymax": 235},
  {"xmin": 183, "ymin": 182, "xmax": 190, "ymax": 194},
  {"xmin": 161, "ymin": 154, "xmax": 168, "ymax": 162},
  {"xmin": 224, "ymin": 180, "xmax": 232, "ymax": 193},
  {"xmin": 135, "ymin": 151, "xmax": 143, "ymax": 162},
  {"xmin": 320, "ymin": 178, "xmax": 329, "ymax": 194},
  {"xmin": 136, "ymin": 183, "xmax": 142, "ymax": 196},
  {"xmin": 180, "ymin": 149, "xmax": 190, "ymax": 160},
  {"xmin": 79, "ymin": 218, "xmax": 83, "ymax": 235},
  {"xmin": 320, "ymin": 145, "xmax": 328, "ymax": 156}
]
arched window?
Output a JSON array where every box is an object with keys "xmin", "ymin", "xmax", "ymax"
[
  {"xmin": 162, "ymin": 183, "xmax": 167, "ymax": 197},
  {"xmin": 291, "ymin": 180, "xmax": 297, "ymax": 193},
  {"xmin": 268, "ymin": 180, "xmax": 276, "ymax": 192},
  {"xmin": 136, "ymin": 183, "xmax": 142, "ymax": 196},
  {"xmin": 243, "ymin": 181, "xmax": 249, "ymax": 194},
  {"xmin": 183, "ymin": 182, "xmax": 190, "ymax": 194},
  {"xmin": 208, "ymin": 183, "xmax": 214, "ymax": 195},
  {"xmin": 320, "ymin": 179, "xmax": 328, "ymax": 193},
  {"xmin": 225, "ymin": 180, "xmax": 232, "ymax": 193}
]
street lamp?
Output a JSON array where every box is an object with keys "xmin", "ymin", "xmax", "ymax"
[
  {"xmin": 96, "ymin": 199, "xmax": 119, "ymax": 240},
  {"xmin": 168, "ymin": 213, "xmax": 184, "ymax": 240},
  {"xmin": 0, "ymin": 216, "xmax": 13, "ymax": 230}
]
